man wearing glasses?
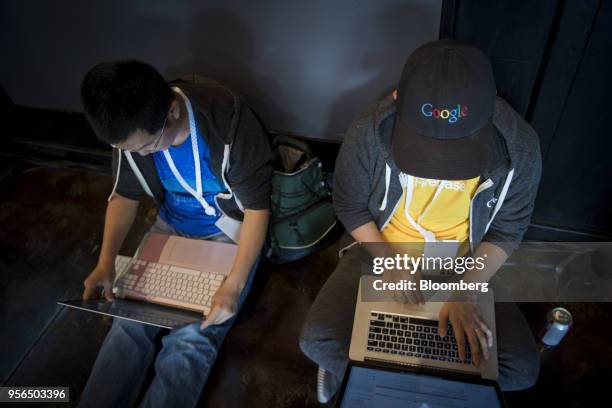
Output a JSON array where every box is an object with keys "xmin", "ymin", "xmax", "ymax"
[{"xmin": 78, "ymin": 61, "xmax": 272, "ymax": 407}]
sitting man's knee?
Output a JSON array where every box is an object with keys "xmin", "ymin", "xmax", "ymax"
[
  {"xmin": 500, "ymin": 352, "xmax": 541, "ymax": 391},
  {"xmin": 522, "ymin": 353, "xmax": 541, "ymax": 389},
  {"xmin": 299, "ymin": 321, "xmax": 320, "ymax": 358},
  {"xmin": 299, "ymin": 314, "xmax": 336, "ymax": 360}
]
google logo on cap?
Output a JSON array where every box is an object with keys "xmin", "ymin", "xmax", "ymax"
[{"xmin": 421, "ymin": 103, "xmax": 468, "ymax": 124}]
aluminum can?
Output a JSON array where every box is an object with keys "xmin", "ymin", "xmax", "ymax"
[{"xmin": 539, "ymin": 307, "xmax": 572, "ymax": 347}]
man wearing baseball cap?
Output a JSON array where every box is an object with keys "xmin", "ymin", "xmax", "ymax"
[{"xmin": 300, "ymin": 39, "xmax": 542, "ymax": 402}]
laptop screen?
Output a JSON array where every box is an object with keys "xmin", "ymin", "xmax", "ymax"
[{"xmin": 340, "ymin": 365, "xmax": 502, "ymax": 408}]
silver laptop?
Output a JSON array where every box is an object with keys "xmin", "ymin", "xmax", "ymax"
[
  {"xmin": 349, "ymin": 278, "xmax": 499, "ymax": 382},
  {"xmin": 59, "ymin": 232, "xmax": 238, "ymax": 329}
]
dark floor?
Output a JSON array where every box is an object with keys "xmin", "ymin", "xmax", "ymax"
[{"xmin": 1, "ymin": 164, "xmax": 611, "ymax": 407}]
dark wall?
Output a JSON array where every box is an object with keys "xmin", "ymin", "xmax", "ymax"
[
  {"xmin": 0, "ymin": 0, "xmax": 441, "ymax": 141},
  {"xmin": 2, "ymin": 1, "xmax": 611, "ymax": 238},
  {"xmin": 440, "ymin": 0, "xmax": 557, "ymax": 115},
  {"xmin": 442, "ymin": 0, "xmax": 612, "ymax": 239},
  {"xmin": 528, "ymin": 0, "xmax": 612, "ymax": 238}
]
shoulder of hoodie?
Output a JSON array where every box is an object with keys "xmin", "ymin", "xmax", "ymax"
[
  {"xmin": 343, "ymin": 94, "xmax": 395, "ymax": 154},
  {"xmin": 493, "ymin": 96, "xmax": 541, "ymax": 169},
  {"xmin": 169, "ymin": 75, "xmax": 246, "ymax": 144}
]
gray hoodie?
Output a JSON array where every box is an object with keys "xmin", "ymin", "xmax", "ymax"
[{"xmin": 333, "ymin": 94, "xmax": 542, "ymax": 256}]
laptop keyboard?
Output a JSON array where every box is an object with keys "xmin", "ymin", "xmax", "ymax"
[
  {"xmin": 115, "ymin": 255, "xmax": 132, "ymax": 276},
  {"xmin": 367, "ymin": 311, "xmax": 472, "ymax": 365},
  {"xmin": 113, "ymin": 258, "xmax": 225, "ymax": 315}
]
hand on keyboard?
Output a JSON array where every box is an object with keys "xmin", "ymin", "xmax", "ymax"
[
  {"xmin": 200, "ymin": 278, "xmax": 243, "ymax": 330},
  {"xmin": 438, "ymin": 301, "xmax": 493, "ymax": 366},
  {"xmin": 83, "ymin": 261, "xmax": 116, "ymax": 301}
]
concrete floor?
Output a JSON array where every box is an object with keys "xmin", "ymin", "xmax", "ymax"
[{"xmin": 1, "ymin": 164, "xmax": 610, "ymax": 407}]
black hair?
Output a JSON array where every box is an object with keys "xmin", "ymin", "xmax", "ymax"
[{"xmin": 80, "ymin": 60, "xmax": 173, "ymax": 145}]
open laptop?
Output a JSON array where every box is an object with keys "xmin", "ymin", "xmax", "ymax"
[
  {"xmin": 337, "ymin": 278, "xmax": 504, "ymax": 407},
  {"xmin": 336, "ymin": 360, "xmax": 506, "ymax": 408},
  {"xmin": 58, "ymin": 232, "xmax": 238, "ymax": 329}
]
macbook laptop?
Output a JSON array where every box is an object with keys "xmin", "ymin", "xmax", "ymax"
[
  {"xmin": 58, "ymin": 232, "xmax": 238, "ymax": 329},
  {"xmin": 338, "ymin": 278, "xmax": 502, "ymax": 406}
]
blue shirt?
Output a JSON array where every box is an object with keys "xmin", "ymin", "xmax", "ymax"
[{"xmin": 153, "ymin": 125, "xmax": 227, "ymax": 237}]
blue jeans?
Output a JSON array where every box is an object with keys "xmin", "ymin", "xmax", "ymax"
[{"xmin": 79, "ymin": 217, "xmax": 258, "ymax": 408}]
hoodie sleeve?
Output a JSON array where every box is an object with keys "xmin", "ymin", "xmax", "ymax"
[
  {"xmin": 226, "ymin": 106, "xmax": 273, "ymax": 210},
  {"xmin": 333, "ymin": 118, "xmax": 375, "ymax": 233},
  {"xmin": 482, "ymin": 126, "xmax": 542, "ymax": 256},
  {"xmin": 110, "ymin": 148, "xmax": 145, "ymax": 201}
]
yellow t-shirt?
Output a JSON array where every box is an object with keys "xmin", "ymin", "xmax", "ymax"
[{"xmin": 382, "ymin": 176, "xmax": 480, "ymax": 243}]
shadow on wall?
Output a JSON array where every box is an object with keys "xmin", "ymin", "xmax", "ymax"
[
  {"xmin": 325, "ymin": 2, "xmax": 436, "ymax": 140},
  {"xmin": 168, "ymin": 8, "xmax": 305, "ymax": 136},
  {"xmin": 135, "ymin": 3, "xmax": 437, "ymax": 140},
  {"xmin": 1, "ymin": 0, "xmax": 441, "ymax": 141}
]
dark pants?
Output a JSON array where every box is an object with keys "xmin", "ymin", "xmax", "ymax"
[{"xmin": 299, "ymin": 244, "xmax": 540, "ymax": 392}]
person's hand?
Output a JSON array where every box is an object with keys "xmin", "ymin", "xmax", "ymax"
[
  {"xmin": 382, "ymin": 267, "xmax": 425, "ymax": 305},
  {"xmin": 83, "ymin": 260, "xmax": 115, "ymax": 301},
  {"xmin": 438, "ymin": 299, "xmax": 493, "ymax": 366},
  {"xmin": 200, "ymin": 279, "xmax": 242, "ymax": 330}
]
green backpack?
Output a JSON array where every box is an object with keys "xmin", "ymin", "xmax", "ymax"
[{"xmin": 266, "ymin": 135, "xmax": 341, "ymax": 264}]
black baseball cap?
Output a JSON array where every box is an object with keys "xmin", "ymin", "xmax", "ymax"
[{"xmin": 392, "ymin": 39, "xmax": 497, "ymax": 180}]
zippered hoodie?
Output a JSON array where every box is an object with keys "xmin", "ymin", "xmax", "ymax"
[
  {"xmin": 109, "ymin": 75, "xmax": 273, "ymax": 224},
  {"xmin": 333, "ymin": 94, "xmax": 542, "ymax": 256}
]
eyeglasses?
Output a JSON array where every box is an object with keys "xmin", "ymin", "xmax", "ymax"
[
  {"xmin": 152, "ymin": 115, "xmax": 168, "ymax": 151},
  {"xmin": 111, "ymin": 114, "xmax": 168, "ymax": 153}
]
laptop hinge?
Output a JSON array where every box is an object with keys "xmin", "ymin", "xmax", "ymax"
[{"xmin": 363, "ymin": 356, "xmax": 480, "ymax": 379}]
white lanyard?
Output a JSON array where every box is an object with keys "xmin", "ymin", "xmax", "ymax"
[
  {"xmin": 398, "ymin": 173, "xmax": 445, "ymax": 242},
  {"xmin": 162, "ymin": 87, "xmax": 216, "ymax": 217}
]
